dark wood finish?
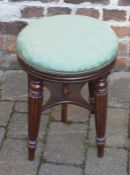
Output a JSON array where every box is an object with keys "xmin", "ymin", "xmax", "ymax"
[
  {"xmin": 88, "ymin": 81, "xmax": 95, "ymax": 114},
  {"xmin": 28, "ymin": 76, "xmax": 43, "ymax": 160},
  {"xmin": 18, "ymin": 56, "xmax": 116, "ymax": 161},
  {"xmin": 61, "ymin": 84, "xmax": 69, "ymax": 122},
  {"xmin": 42, "ymin": 82, "xmax": 93, "ymax": 111},
  {"xmin": 61, "ymin": 103, "xmax": 68, "ymax": 122},
  {"xmin": 94, "ymin": 77, "xmax": 108, "ymax": 157},
  {"xmin": 18, "ymin": 58, "xmax": 115, "ymax": 83}
]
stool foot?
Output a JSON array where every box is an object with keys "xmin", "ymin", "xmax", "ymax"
[
  {"xmin": 28, "ymin": 147, "xmax": 35, "ymax": 161},
  {"xmin": 28, "ymin": 76, "xmax": 43, "ymax": 161},
  {"xmin": 94, "ymin": 77, "xmax": 108, "ymax": 159},
  {"xmin": 97, "ymin": 145, "xmax": 104, "ymax": 158},
  {"xmin": 96, "ymin": 137, "xmax": 105, "ymax": 158}
]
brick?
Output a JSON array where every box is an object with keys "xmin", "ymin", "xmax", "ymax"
[
  {"xmin": 76, "ymin": 8, "xmax": 99, "ymax": 18},
  {"xmin": 103, "ymin": 9, "xmax": 126, "ymax": 21},
  {"xmin": 0, "ymin": 21, "xmax": 27, "ymax": 35},
  {"xmin": 64, "ymin": 0, "xmax": 109, "ymax": 4},
  {"xmin": 118, "ymin": 41, "xmax": 129, "ymax": 56},
  {"xmin": 115, "ymin": 56, "xmax": 130, "ymax": 67},
  {"xmin": 118, "ymin": 0, "xmax": 130, "ymax": 5},
  {"xmin": 21, "ymin": 6, "xmax": 44, "ymax": 18},
  {"xmin": 112, "ymin": 26, "xmax": 130, "ymax": 37},
  {"xmin": 6, "ymin": 35, "xmax": 17, "ymax": 53},
  {"xmin": 47, "ymin": 7, "xmax": 71, "ymax": 16}
]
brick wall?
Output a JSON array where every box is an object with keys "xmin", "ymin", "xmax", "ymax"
[{"xmin": 0, "ymin": 0, "xmax": 130, "ymax": 70}]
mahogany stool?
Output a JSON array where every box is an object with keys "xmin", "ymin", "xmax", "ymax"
[{"xmin": 17, "ymin": 15, "xmax": 118, "ymax": 161}]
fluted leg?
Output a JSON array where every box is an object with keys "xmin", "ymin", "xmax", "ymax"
[
  {"xmin": 61, "ymin": 84, "xmax": 69, "ymax": 122},
  {"xmin": 88, "ymin": 81, "xmax": 95, "ymax": 114},
  {"xmin": 94, "ymin": 77, "xmax": 108, "ymax": 157},
  {"xmin": 28, "ymin": 76, "xmax": 43, "ymax": 161}
]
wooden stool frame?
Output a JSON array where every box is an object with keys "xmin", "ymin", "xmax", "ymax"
[{"xmin": 18, "ymin": 57, "xmax": 116, "ymax": 161}]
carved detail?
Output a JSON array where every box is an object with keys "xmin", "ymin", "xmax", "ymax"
[
  {"xmin": 95, "ymin": 78, "xmax": 108, "ymax": 96},
  {"xmin": 96, "ymin": 137, "xmax": 105, "ymax": 145},
  {"xmin": 28, "ymin": 139, "xmax": 37, "ymax": 148}
]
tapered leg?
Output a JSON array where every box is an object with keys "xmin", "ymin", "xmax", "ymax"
[
  {"xmin": 61, "ymin": 84, "xmax": 69, "ymax": 122},
  {"xmin": 61, "ymin": 103, "xmax": 67, "ymax": 122},
  {"xmin": 94, "ymin": 77, "xmax": 108, "ymax": 157},
  {"xmin": 28, "ymin": 76, "xmax": 43, "ymax": 161},
  {"xmin": 88, "ymin": 81, "xmax": 95, "ymax": 114}
]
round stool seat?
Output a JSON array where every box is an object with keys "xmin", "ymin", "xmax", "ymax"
[{"xmin": 17, "ymin": 15, "xmax": 118, "ymax": 74}]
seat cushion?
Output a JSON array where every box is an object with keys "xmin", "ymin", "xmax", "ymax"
[{"xmin": 17, "ymin": 15, "xmax": 118, "ymax": 74}]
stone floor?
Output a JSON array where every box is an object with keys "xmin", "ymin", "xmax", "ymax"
[{"xmin": 0, "ymin": 70, "xmax": 129, "ymax": 175}]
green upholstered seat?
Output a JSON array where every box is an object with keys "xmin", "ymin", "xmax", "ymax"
[{"xmin": 17, "ymin": 15, "xmax": 118, "ymax": 74}]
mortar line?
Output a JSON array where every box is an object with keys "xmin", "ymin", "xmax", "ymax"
[
  {"xmin": 82, "ymin": 113, "xmax": 91, "ymax": 175},
  {"xmin": 36, "ymin": 109, "xmax": 54, "ymax": 175},
  {"xmin": 0, "ymin": 101, "xmax": 16, "ymax": 152}
]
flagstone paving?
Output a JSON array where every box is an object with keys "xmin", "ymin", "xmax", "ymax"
[{"xmin": 0, "ymin": 70, "xmax": 129, "ymax": 175}]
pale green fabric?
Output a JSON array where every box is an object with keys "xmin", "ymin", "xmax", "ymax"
[{"xmin": 17, "ymin": 15, "xmax": 118, "ymax": 74}]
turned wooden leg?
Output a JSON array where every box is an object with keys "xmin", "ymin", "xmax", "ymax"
[
  {"xmin": 94, "ymin": 77, "xmax": 108, "ymax": 157},
  {"xmin": 61, "ymin": 84, "xmax": 69, "ymax": 122},
  {"xmin": 28, "ymin": 76, "xmax": 43, "ymax": 161},
  {"xmin": 88, "ymin": 81, "xmax": 95, "ymax": 114},
  {"xmin": 61, "ymin": 103, "xmax": 67, "ymax": 123}
]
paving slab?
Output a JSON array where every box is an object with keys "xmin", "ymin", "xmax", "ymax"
[
  {"xmin": 39, "ymin": 163, "xmax": 83, "ymax": 175},
  {"xmin": 15, "ymin": 101, "xmax": 51, "ymax": 115},
  {"xmin": 90, "ymin": 108, "xmax": 129, "ymax": 131},
  {"xmin": 1, "ymin": 70, "xmax": 27, "ymax": 101},
  {"xmin": 108, "ymin": 72, "xmax": 130, "ymax": 107},
  {"xmin": 0, "ymin": 139, "xmax": 42, "ymax": 175},
  {"xmin": 15, "ymin": 101, "xmax": 28, "ymax": 113},
  {"xmin": 89, "ymin": 129, "xmax": 128, "ymax": 148},
  {"xmin": 89, "ymin": 108, "xmax": 129, "ymax": 147},
  {"xmin": 51, "ymin": 104, "xmax": 90, "ymax": 123},
  {"xmin": 0, "ymin": 70, "xmax": 130, "ymax": 175},
  {"xmin": 44, "ymin": 122, "xmax": 87, "ymax": 165},
  {"xmin": 7, "ymin": 113, "xmax": 49, "ymax": 140},
  {"xmin": 85, "ymin": 148, "xmax": 127, "ymax": 175},
  {"xmin": 0, "ymin": 101, "xmax": 14, "ymax": 126}
]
